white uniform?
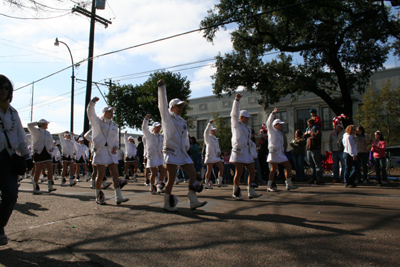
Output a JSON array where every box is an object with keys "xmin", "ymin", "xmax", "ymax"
[
  {"xmin": 0, "ymin": 105, "xmax": 30, "ymax": 157},
  {"xmin": 74, "ymin": 142, "xmax": 89, "ymax": 163},
  {"xmin": 27, "ymin": 121, "xmax": 54, "ymax": 162},
  {"xmin": 229, "ymin": 98, "xmax": 253, "ymax": 164},
  {"xmin": 52, "ymin": 146, "xmax": 61, "ymax": 162},
  {"xmin": 158, "ymin": 84, "xmax": 192, "ymax": 165},
  {"xmin": 204, "ymin": 122, "xmax": 222, "ymax": 164},
  {"xmin": 87, "ymin": 100, "xmax": 119, "ymax": 165},
  {"xmin": 58, "ymin": 133, "xmax": 75, "ymax": 160},
  {"xmin": 142, "ymin": 117, "xmax": 164, "ymax": 168},
  {"xmin": 266, "ymin": 112, "xmax": 288, "ymax": 163},
  {"xmin": 123, "ymin": 133, "xmax": 137, "ymax": 161}
]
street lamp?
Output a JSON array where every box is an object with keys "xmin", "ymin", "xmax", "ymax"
[{"xmin": 54, "ymin": 37, "xmax": 75, "ymax": 133}]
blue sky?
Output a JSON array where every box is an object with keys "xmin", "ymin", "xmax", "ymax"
[{"xmin": 1, "ymin": 0, "xmax": 399, "ymax": 135}]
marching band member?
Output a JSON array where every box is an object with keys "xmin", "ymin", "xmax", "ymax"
[
  {"xmin": 229, "ymin": 94, "xmax": 262, "ymax": 200},
  {"xmin": 123, "ymin": 131, "xmax": 138, "ymax": 181},
  {"xmin": 87, "ymin": 97, "xmax": 128, "ymax": 205},
  {"xmin": 158, "ymin": 79, "xmax": 207, "ymax": 211},
  {"xmin": 58, "ymin": 131, "xmax": 76, "ymax": 187},
  {"xmin": 142, "ymin": 114, "xmax": 166, "ymax": 194}
]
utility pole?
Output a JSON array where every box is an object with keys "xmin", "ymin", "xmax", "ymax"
[
  {"xmin": 72, "ymin": 1, "xmax": 111, "ymax": 137},
  {"xmin": 30, "ymin": 82, "xmax": 34, "ymax": 122}
]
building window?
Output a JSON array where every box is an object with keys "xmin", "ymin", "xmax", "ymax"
[
  {"xmin": 221, "ymin": 100, "xmax": 229, "ymax": 107},
  {"xmin": 321, "ymin": 107, "xmax": 334, "ymax": 130},
  {"xmin": 197, "ymin": 120, "xmax": 207, "ymax": 139},
  {"xmin": 199, "ymin": 103, "xmax": 206, "ymax": 110},
  {"xmin": 275, "ymin": 112, "xmax": 288, "ymax": 133},
  {"xmin": 296, "ymin": 109, "xmax": 309, "ymax": 132}
]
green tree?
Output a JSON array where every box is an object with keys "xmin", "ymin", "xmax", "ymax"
[
  {"xmin": 211, "ymin": 112, "xmax": 232, "ymax": 152},
  {"xmin": 355, "ymin": 80, "xmax": 400, "ymax": 145},
  {"xmin": 106, "ymin": 70, "xmax": 192, "ymax": 130},
  {"xmin": 200, "ymin": 0, "xmax": 400, "ymax": 122}
]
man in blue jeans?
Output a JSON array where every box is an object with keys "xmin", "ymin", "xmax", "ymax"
[
  {"xmin": 303, "ymin": 119, "xmax": 323, "ymax": 185},
  {"xmin": 329, "ymin": 123, "xmax": 344, "ymax": 183}
]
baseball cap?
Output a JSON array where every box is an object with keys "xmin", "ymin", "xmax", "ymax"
[
  {"xmin": 169, "ymin": 98, "xmax": 186, "ymax": 108},
  {"xmin": 102, "ymin": 106, "xmax": 116, "ymax": 113},
  {"xmin": 38, "ymin": 119, "xmax": 50, "ymax": 124},
  {"xmin": 211, "ymin": 126, "xmax": 217, "ymax": 131},
  {"xmin": 153, "ymin": 122, "xmax": 161, "ymax": 127},
  {"xmin": 239, "ymin": 110, "xmax": 251, "ymax": 118},
  {"xmin": 78, "ymin": 137, "xmax": 84, "ymax": 141},
  {"xmin": 273, "ymin": 119, "xmax": 285, "ymax": 125},
  {"xmin": 128, "ymin": 136, "xmax": 134, "ymax": 140}
]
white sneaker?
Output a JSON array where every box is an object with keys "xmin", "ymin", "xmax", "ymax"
[
  {"xmin": 217, "ymin": 177, "xmax": 228, "ymax": 187},
  {"xmin": 33, "ymin": 183, "xmax": 42, "ymax": 194},
  {"xmin": 267, "ymin": 180, "xmax": 278, "ymax": 192},
  {"xmin": 69, "ymin": 177, "xmax": 77, "ymax": 187},
  {"xmin": 61, "ymin": 178, "xmax": 68, "ymax": 187},
  {"xmin": 48, "ymin": 180, "xmax": 57, "ymax": 192},
  {"xmin": 205, "ymin": 179, "xmax": 213, "ymax": 189}
]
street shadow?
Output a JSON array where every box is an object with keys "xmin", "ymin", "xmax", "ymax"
[
  {"xmin": 14, "ymin": 202, "xmax": 49, "ymax": 217},
  {"xmin": 0, "ymin": 248, "xmax": 124, "ymax": 267}
]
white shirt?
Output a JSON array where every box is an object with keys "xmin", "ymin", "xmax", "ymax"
[
  {"xmin": 124, "ymin": 133, "xmax": 137, "ymax": 158},
  {"xmin": 142, "ymin": 117, "xmax": 164, "ymax": 160},
  {"xmin": 0, "ymin": 105, "xmax": 29, "ymax": 156},
  {"xmin": 27, "ymin": 122, "xmax": 54, "ymax": 155},
  {"xmin": 343, "ymin": 133, "xmax": 358, "ymax": 157},
  {"xmin": 58, "ymin": 133, "xmax": 75, "ymax": 158},
  {"xmin": 266, "ymin": 112, "xmax": 285, "ymax": 155},
  {"xmin": 74, "ymin": 142, "xmax": 89, "ymax": 160},
  {"xmin": 158, "ymin": 84, "xmax": 190, "ymax": 155},
  {"xmin": 52, "ymin": 146, "xmax": 61, "ymax": 161},
  {"xmin": 87, "ymin": 100, "xmax": 119, "ymax": 153},
  {"xmin": 204, "ymin": 122, "xmax": 221, "ymax": 159},
  {"xmin": 230, "ymin": 98, "xmax": 251, "ymax": 154}
]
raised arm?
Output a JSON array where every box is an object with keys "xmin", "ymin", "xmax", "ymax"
[
  {"xmin": 142, "ymin": 114, "xmax": 152, "ymax": 139},
  {"xmin": 27, "ymin": 121, "xmax": 40, "ymax": 136},
  {"xmin": 87, "ymin": 97, "xmax": 100, "ymax": 126},
  {"xmin": 157, "ymin": 80, "xmax": 170, "ymax": 123},
  {"xmin": 203, "ymin": 120, "xmax": 213, "ymax": 145},
  {"xmin": 84, "ymin": 130, "xmax": 92, "ymax": 142},
  {"xmin": 230, "ymin": 94, "xmax": 242, "ymax": 128},
  {"xmin": 266, "ymin": 107, "xmax": 278, "ymax": 132}
]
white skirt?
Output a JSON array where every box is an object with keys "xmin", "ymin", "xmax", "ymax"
[
  {"xmin": 229, "ymin": 150, "xmax": 254, "ymax": 164},
  {"xmin": 146, "ymin": 154, "xmax": 164, "ymax": 168},
  {"xmin": 93, "ymin": 147, "xmax": 118, "ymax": 165},
  {"xmin": 267, "ymin": 151, "xmax": 288, "ymax": 163},
  {"xmin": 164, "ymin": 150, "xmax": 193, "ymax": 166},
  {"xmin": 204, "ymin": 156, "xmax": 222, "ymax": 164}
]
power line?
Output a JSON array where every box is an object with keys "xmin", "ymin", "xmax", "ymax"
[
  {"xmin": 0, "ymin": 12, "xmax": 71, "ymax": 20},
  {"xmin": 13, "ymin": 1, "xmax": 312, "ymax": 91}
]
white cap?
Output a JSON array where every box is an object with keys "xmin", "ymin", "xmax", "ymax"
[
  {"xmin": 169, "ymin": 98, "xmax": 186, "ymax": 108},
  {"xmin": 65, "ymin": 131, "xmax": 71, "ymax": 136},
  {"xmin": 273, "ymin": 119, "xmax": 285, "ymax": 125},
  {"xmin": 78, "ymin": 137, "xmax": 84, "ymax": 141},
  {"xmin": 211, "ymin": 126, "xmax": 217, "ymax": 131},
  {"xmin": 102, "ymin": 105, "xmax": 116, "ymax": 113},
  {"xmin": 38, "ymin": 119, "xmax": 50, "ymax": 124},
  {"xmin": 239, "ymin": 110, "xmax": 251, "ymax": 118},
  {"xmin": 128, "ymin": 136, "xmax": 134, "ymax": 140},
  {"xmin": 153, "ymin": 122, "xmax": 161, "ymax": 127}
]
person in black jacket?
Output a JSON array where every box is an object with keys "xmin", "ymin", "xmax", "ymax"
[{"xmin": 136, "ymin": 136, "xmax": 144, "ymax": 173}]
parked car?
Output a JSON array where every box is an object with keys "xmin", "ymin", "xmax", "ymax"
[{"xmin": 386, "ymin": 146, "xmax": 400, "ymax": 167}]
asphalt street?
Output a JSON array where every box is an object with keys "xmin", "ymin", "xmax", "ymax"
[{"xmin": 1, "ymin": 175, "xmax": 399, "ymax": 267}]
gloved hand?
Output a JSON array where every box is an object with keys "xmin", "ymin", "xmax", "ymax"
[{"xmin": 24, "ymin": 155, "xmax": 34, "ymax": 171}]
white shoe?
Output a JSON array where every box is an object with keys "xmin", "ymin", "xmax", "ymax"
[
  {"xmin": 267, "ymin": 180, "xmax": 278, "ymax": 192},
  {"xmin": 61, "ymin": 178, "xmax": 68, "ymax": 187},
  {"xmin": 285, "ymin": 179, "xmax": 299, "ymax": 190},
  {"xmin": 33, "ymin": 183, "xmax": 42, "ymax": 194},
  {"xmin": 217, "ymin": 177, "xmax": 227, "ymax": 187},
  {"xmin": 187, "ymin": 190, "xmax": 207, "ymax": 210},
  {"xmin": 69, "ymin": 177, "xmax": 77, "ymax": 187},
  {"xmin": 248, "ymin": 186, "xmax": 262, "ymax": 199},
  {"xmin": 150, "ymin": 185, "xmax": 157, "ymax": 195},
  {"xmin": 205, "ymin": 179, "xmax": 213, "ymax": 189},
  {"xmin": 232, "ymin": 185, "xmax": 243, "ymax": 200},
  {"xmin": 132, "ymin": 173, "xmax": 137, "ymax": 182},
  {"xmin": 163, "ymin": 194, "xmax": 178, "ymax": 212},
  {"xmin": 48, "ymin": 180, "xmax": 57, "ymax": 192},
  {"xmin": 102, "ymin": 180, "xmax": 112, "ymax": 189},
  {"xmin": 85, "ymin": 173, "xmax": 91, "ymax": 182},
  {"xmin": 115, "ymin": 188, "xmax": 129, "ymax": 205}
]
